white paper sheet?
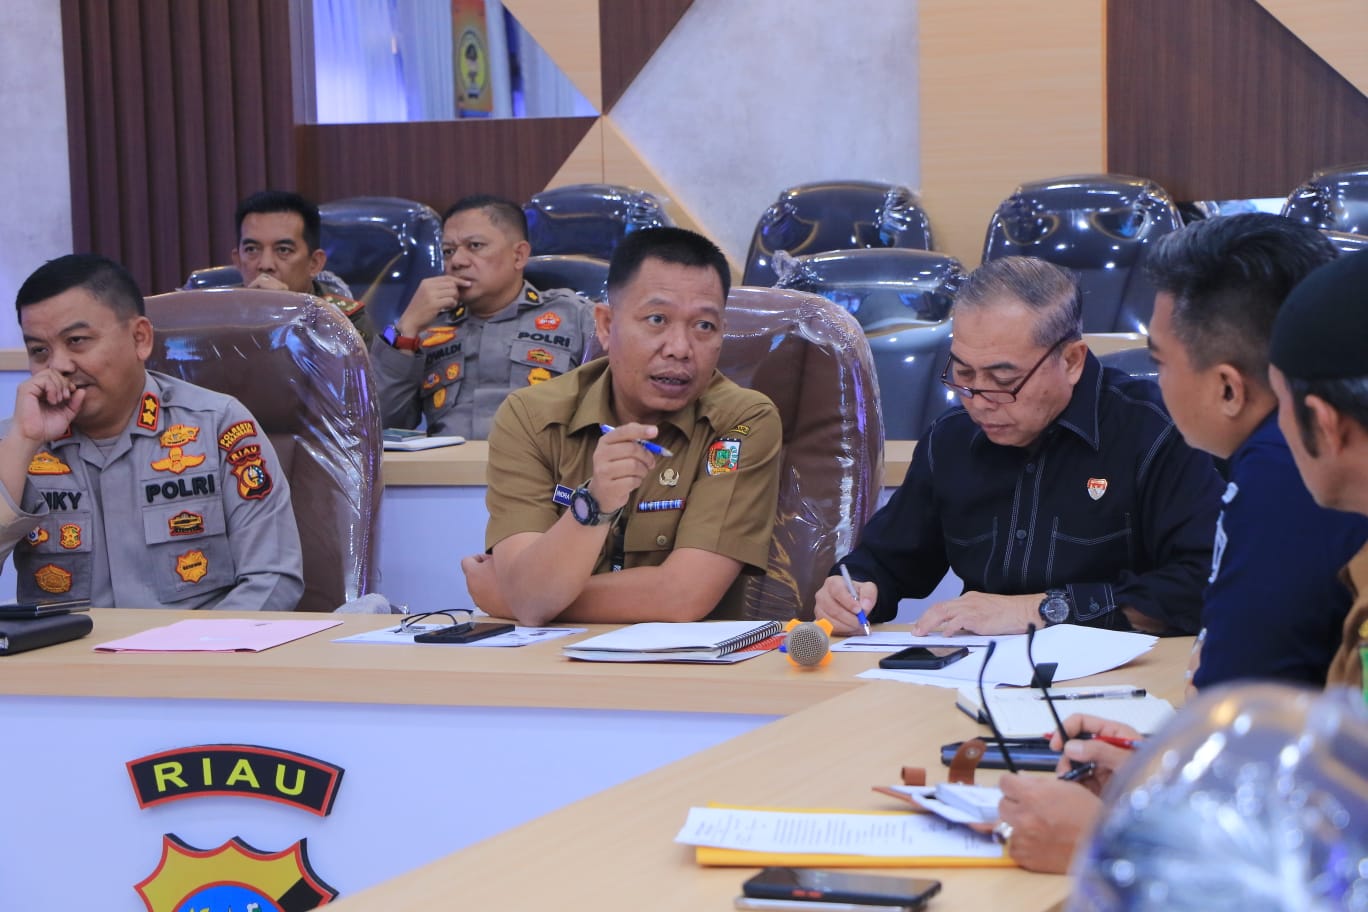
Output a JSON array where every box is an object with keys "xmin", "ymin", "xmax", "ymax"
[
  {"xmin": 831, "ymin": 633, "xmax": 997, "ymax": 653},
  {"xmin": 333, "ymin": 625, "xmax": 586, "ymax": 647},
  {"xmin": 674, "ymin": 807, "xmax": 1002, "ymax": 858},
  {"xmin": 856, "ymin": 626, "xmax": 1157, "ymax": 688}
]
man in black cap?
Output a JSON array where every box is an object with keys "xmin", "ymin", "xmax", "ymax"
[{"xmin": 1268, "ymin": 248, "xmax": 1368, "ymax": 692}]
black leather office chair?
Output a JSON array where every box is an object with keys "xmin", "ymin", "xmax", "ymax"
[
  {"xmin": 183, "ymin": 196, "xmax": 443, "ymax": 333},
  {"xmin": 983, "ymin": 174, "xmax": 1183, "ymax": 333},
  {"xmin": 1283, "ymin": 163, "xmax": 1368, "ymax": 236},
  {"xmin": 743, "ymin": 181, "xmax": 934, "ymax": 286},
  {"xmin": 774, "ymin": 247, "xmax": 964, "ymax": 440},
  {"xmin": 1323, "ymin": 230, "xmax": 1368, "ymax": 255},
  {"xmin": 522, "ymin": 255, "xmax": 610, "ymax": 302},
  {"xmin": 145, "ymin": 289, "xmax": 383, "ymax": 613},
  {"xmin": 523, "ymin": 184, "xmax": 672, "ymax": 260}
]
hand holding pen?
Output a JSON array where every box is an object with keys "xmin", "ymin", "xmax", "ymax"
[
  {"xmin": 839, "ymin": 564, "xmax": 872, "ymax": 636},
  {"xmin": 1049, "ymin": 714, "xmax": 1145, "ymax": 794},
  {"xmin": 589, "ymin": 423, "xmax": 664, "ymax": 513}
]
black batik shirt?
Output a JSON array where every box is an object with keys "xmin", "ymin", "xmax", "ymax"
[{"xmin": 840, "ymin": 353, "xmax": 1221, "ymax": 633}]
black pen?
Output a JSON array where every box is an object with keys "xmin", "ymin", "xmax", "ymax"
[
  {"xmin": 1058, "ymin": 761, "xmax": 1096, "ymax": 783},
  {"xmin": 1035, "ymin": 688, "xmax": 1146, "ymax": 701}
]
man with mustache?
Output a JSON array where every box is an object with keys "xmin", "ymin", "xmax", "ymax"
[
  {"xmin": 463, "ymin": 228, "xmax": 781, "ymax": 625},
  {"xmin": 0, "ymin": 254, "xmax": 303, "ymax": 610}
]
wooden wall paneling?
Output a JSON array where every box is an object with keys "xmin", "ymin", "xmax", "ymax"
[
  {"xmin": 545, "ymin": 120, "xmax": 607, "ymax": 188},
  {"xmin": 296, "ymin": 117, "xmax": 598, "ymax": 213},
  {"xmin": 1106, "ymin": 0, "xmax": 1368, "ymax": 202},
  {"xmin": 598, "ymin": 0, "xmax": 695, "ymax": 112},
  {"xmin": 918, "ymin": 0, "xmax": 1107, "ymax": 266}
]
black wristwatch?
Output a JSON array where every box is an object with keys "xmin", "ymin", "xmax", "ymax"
[
  {"xmin": 569, "ymin": 485, "xmax": 619, "ymax": 527},
  {"xmin": 1038, "ymin": 588, "xmax": 1071, "ymax": 626}
]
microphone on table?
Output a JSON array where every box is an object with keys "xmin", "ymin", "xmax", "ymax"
[{"xmin": 782, "ymin": 618, "xmax": 833, "ymax": 668}]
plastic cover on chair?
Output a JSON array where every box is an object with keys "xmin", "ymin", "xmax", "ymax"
[
  {"xmin": 1282, "ymin": 162, "xmax": 1368, "ymax": 237},
  {"xmin": 743, "ymin": 181, "xmax": 934, "ymax": 287},
  {"xmin": 524, "ymin": 184, "xmax": 673, "ymax": 260},
  {"xmin": 714, "ymin": 287, "xmax": 884, "ymax": 621},
  {"xmin": 774, "ymin": 247, "xmax": 963, "ymax": 440},
  {"xmin": 318, "ymin": 196, "xmax": 443, "ymax": 333},
  {"xmin": 145, "ymin": 288, "xmax": 383, "ymax": 613},
  {"xmin": 983, "ymin": 174, "xmax": 1183, "ymax": 333},
  {"xmin": 522, "ymin": 254, "xmax": 611, "ymax": 302}
]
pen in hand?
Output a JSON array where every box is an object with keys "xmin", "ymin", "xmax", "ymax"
[
  {"xmin": 1077, "ymin": 733, "xmax": 1143, "ymax": 750},
  {"xmin": 599, "ymin": 423, "xmax": 674, "ymax": 458},
  {"xmin": 838, "ymin": 564, "xmax": 871, "ymax": 636}
]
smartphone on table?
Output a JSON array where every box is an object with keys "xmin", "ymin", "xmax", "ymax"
[
  {"xmin": 741, "ymin": 867, "xmax": 941, "ymax": 910},
  {"xmin": 413, "ymin": 622, "xmax": 513, "ymax": 644},
  {"xmin": 878, "ymin": 645, "xmax": 969, "ymax": 670}
]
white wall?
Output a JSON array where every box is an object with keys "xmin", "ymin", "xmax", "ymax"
[
  {"xmin": 0, "ymin": 0, "xmax": 72, "ymax": 349},
  {"xmin": 611, "ymin": 0, "xmax": 921, "ymax": 265}
]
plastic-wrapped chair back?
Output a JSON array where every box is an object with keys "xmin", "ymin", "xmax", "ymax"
[
  {"xmin": 144, "ymin": 288, "xmax": 383, "ymax": 613},
  {"xmin": 774, "ymin": 247, "xmax": 963, "ymax": 439},
  {"xmin": 584, "ymin": 286, "xmax": 883, "ymax": 620},
  {"xmin": 743, "ymin": 181, "xmax": 934, "ymax": 287},
  {"xmin": 524, "ymin": 184, "xmax": 672, "ymax": 260},
  {"xmin": 317, "ymin": 196, "xmax": 443, "ymax": 332},
  {"xmin": 183, "ymin": 265, "xmax": 243, "ymax": 289},
  {"xmin": 1282, "ymin": 162, "xmax": 1368, "ymax": 236},
  {"xmin": 522, "ymin": 254, "xmax": 610, "ymax": 302},
  {"xmin": 1097, "ymin": 346, "xmax": 1157, "ymax": 383},
  {"xmin": 983, "ymin": 174, "xmax": 1183, "ymax": 333}
]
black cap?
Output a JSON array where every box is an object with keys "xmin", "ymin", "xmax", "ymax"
[{"xmin": 1270, "ymin": 249, "xmax": 1368, "ymax": 380}]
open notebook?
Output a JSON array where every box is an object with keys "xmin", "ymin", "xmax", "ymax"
[
  {"xmin": 956, "ymin": 684, "xmax": 1175, "ymax": 738},
  {"xmin": 562, "ymin": 620, "xmax": 783, "ymax": 663}
]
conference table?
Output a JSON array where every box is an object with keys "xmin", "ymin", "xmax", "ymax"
[{"xmin": 0, "ymin": 608, "xmax": 1188, "ymax": 909}]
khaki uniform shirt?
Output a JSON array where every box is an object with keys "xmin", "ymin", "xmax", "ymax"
[
  {"xmin": 485, "ymin": 360, "xmax": 782, "ymax": 592},
  {"xmin": 371, "ymin": 281, "xmax": 595, "ymax": 440},
  {"xmin": 1327, "ymin": 541, "xmax": 1368, "ymax": 689},
  {"xmin": 0, "ymin": 371, "xmax": 304, "ymax": 610}
]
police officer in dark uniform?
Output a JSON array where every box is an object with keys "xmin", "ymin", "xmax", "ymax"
[
  {"xmin": 371, "ymin": 195, "xmax": 595, "ymax": 440},
  {"xmin": 232, "ymin": 190, "xmax": 373, "ymax": 343}
]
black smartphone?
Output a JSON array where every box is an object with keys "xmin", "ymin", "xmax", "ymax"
[
  {"xmin": 0, "ymin": 600, "xmax": 90, "ymax": 620},
  {"xmin": 742, "ymin": 868, "xmax": 941, "ymax": 908},
  {"xmin": 878, "ymin": 645, "xmax": 970, "ymax": 670},
  {"xmin": 413, "ymin": 622, "xmax": 514, "ymax": 644}
]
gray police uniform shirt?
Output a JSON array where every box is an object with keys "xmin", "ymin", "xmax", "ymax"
[
  {"xmin": 370, "ymin": 281, "xmax": 596, "ymax": 440},
  {"xmin": 0, "ymin": 371, "xmax": 304, "ymax": 610}
]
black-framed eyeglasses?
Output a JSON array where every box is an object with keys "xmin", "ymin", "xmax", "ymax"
[{"xmin": 940, "ymin": 335, "xmax": 1075, "ymax": 404}]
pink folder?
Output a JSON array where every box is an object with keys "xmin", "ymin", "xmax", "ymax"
[{"xmin": 94, "ymin": 618, "xmax": 342, "ymax": 653}]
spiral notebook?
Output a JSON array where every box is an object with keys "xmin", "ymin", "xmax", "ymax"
[{"xmin": 562, "ymin": 620, "xmax": 783, "ymax": 663}]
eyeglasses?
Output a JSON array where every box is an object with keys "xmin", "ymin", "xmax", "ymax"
[{"xmin": 940, "ymin": 335, "xmax": 1075, "ymax": 404}]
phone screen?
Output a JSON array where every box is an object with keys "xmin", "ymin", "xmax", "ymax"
[
  {"xmin": 743, "ymin": 867, "xmax": 941, "ymax": 905},
  {"xmin": 878, "ymin": 645, "xmax": 969, "ymax": 670}
]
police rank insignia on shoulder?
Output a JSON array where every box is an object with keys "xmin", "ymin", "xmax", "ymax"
[
  {"xmin": 705, "ymin": 438, "xmax": 742, "ymax": 475},
  {"xmin": 27, "ymin": 451, "xmax": 71, "ymax": 475},
  {"xmin": 137, "ymin": 393, "xmax": 160, "ymax": 431},
  {"xmin": 227, "ymin": 445, "xmax": 273, "ymax": 500},
  {"xmin": 526, "ymin": 288, "xmax": 540, "ymax": 303}
]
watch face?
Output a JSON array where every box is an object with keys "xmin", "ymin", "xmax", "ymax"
[
  {"xmin": 1041, "ymin": 596, "xmax": 1070, "ymax": 624},
  {"xmin": 570, "ymin": 488, "xmax": 596, "ymax": 525}
]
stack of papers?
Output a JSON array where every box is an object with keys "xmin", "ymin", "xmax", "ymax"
[
  {"xmin": 955, "ymin": 684, "xmax": 1175, "ymax": 737},
  {"xmin": 563, "ymin": 620, "xmax": 783, "ymax": 663}
]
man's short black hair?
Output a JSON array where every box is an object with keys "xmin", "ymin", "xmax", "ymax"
[
  {"xmin": 235, "ymin": 190, "xmax": 323, "ymax": 251},
  {"xmin": 606, "ymin": 227, "xmax": 731, "ymax": 303},
  {"xmin": 443, "ymin": 195, "xmax": 529, "ymax": 241},
  {"xmin": 16, "ymin": 253, "xmax": 145, "ymax": 319},
  {"xmin": 1144, "ymin": 214, "xmax": 1337, "ymax": 383}
]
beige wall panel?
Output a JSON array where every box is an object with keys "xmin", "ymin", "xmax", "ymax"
[
  {"xmin": 1256, "ymin": 0, "xmax": 1368, "ymax": 99},
  {"xmin": 502, "ymin": 0, "xmax": 603, "ymax": 111},
  {"xmin": 544, "ymin": 119, "xmax": 606, "ymax": 188},
  {"xmin": 600, "ymin": 117, "xmax": 713, "ymax": 255},
  {"xmin": 919, "ymin": 0, "xmax": 1107, "ymax": 266}
]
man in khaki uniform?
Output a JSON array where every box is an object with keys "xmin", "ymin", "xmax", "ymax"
[
  {"xmin": 231, "ymin": 190, "xmax": 373, "ymax": 343},
  {"xmin": 0, "ymin": 254, "xmax": 303, "ymax": 610},
  {"xmin": 1268, "ymin": 249, "xmax": 1368, "ymax": 691},
  {"xmin": 462, "ymin": 227, "xmax": 782, "ymax": 626},
  {"xmin": 370, "ymin": 195, "xmax": 595, "ymax": 440}
]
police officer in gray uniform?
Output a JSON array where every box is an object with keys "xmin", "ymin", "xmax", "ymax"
[
  {"xmin": 371, "ymin": 195, "xmax": 595, "ymax": 439},
  {"xmin": 0, "ymin": 254, "xmax": 304, "ymax": 611}
]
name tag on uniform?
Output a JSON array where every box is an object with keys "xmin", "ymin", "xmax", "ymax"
[{"xmin": 552, "ymin": 484, "xmax": 574, "ymax": 507}]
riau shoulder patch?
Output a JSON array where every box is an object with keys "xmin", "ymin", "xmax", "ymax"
[
  {"xmin": 137, "ymin": 393, "xmax": 160, "ymax": 431},
  {"xmin": 227, "ymin": 445, "xmax": 273, "ymax": 500},
  {"xmin": 28, "ymin": 451, "xmax": 71, "ymax": 475},
  {"xmin": 705, "ymin": 438, "xmax": 742, "ymax": 475}
]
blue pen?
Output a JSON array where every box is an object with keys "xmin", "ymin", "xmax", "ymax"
[
  {"xmin": 839, "ymin": 564, "xmax": 872, "ymax": 636},
  {"xmin": 599, "ymin": 423, "xmax": 674, "ymax": 458}
]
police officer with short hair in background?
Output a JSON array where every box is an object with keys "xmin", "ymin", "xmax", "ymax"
[
  {"xmin": 371, "ymin": 195, "xmax": 596, "ymax": 439},
  {"xmin": 0, "ymin": 254, "xmax": 303, "ymax": 610}
]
